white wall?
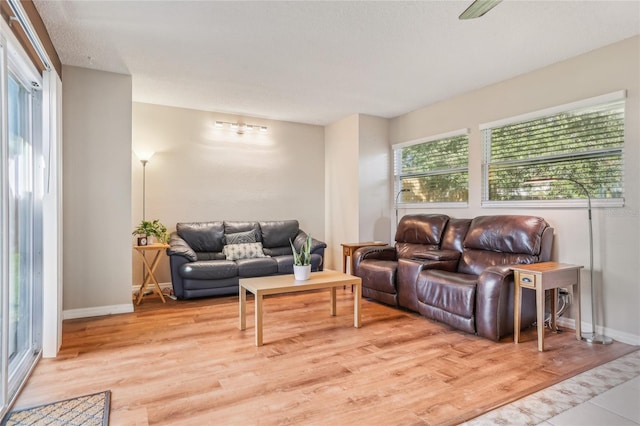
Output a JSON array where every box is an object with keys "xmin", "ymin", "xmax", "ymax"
[
  {"xmin": 325, "ymin": 114, "xmax": 391, "ymax": 272},
  {"xmin": 358, "ymin": 115, "xmax": 391, "ymax": 244},
  {"xmin": 390, "ymin": 36, "xmax": 640, "ymax": 344},
  {"xmin": 325, "ymin": 114, "xmax": 360, "ymax": 270},
  {"xmin": 132, "ymin": 102, "xmax": 325, "ymax": 285},
  {"xmin": 62, "ymin": 66, "xmax": 133, "ymax": 315}
]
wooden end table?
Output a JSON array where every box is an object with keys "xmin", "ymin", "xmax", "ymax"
[
  {"xmin": 133, "ymin": 243, "xmax": 170, "ymax": 305},
  {"xmin": 341, "ymin": 241, "xmax": 387, "ymax": 275},
  {"xmin": 511, "ymin": 262, "xmax": 583, "ymax": 351}
]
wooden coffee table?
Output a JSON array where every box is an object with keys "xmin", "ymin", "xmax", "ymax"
[{"xmin": 239, "ymin": 270, "xmax": 362, "ymax": 346}]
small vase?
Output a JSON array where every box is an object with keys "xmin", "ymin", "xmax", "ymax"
[{"xmin": 293, "ymin": 264, "xmax": 311, "ymax": 281}]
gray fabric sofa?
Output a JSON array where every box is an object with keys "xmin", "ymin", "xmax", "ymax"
[{"xmin": 167, "ymin": 220, "xmax": 326, "ymax": 299}]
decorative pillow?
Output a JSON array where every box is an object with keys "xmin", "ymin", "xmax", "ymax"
[
  {"xmin": 225, "ymin": 230, "xmax": 257, "ymax": 245},
  {"xmin": 223, "ymin": 242, "xmax": 267, "ymax": 260}
]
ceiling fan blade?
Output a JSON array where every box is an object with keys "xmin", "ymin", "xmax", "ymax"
[{"xmin": 459, "ymin": 0, "xmax": 503, "ymax": 20}]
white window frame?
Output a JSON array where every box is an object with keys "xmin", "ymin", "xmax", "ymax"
[
  {"xmin": 393, "ymin": 128, "xmax": 469, "ymax": 209},
  {"xmin": 480, "ymin": 91, "xmax": 626, "ymax": 208},
  {"xmin": 0, "ymin": 14, "xmax": 48, "ymax": 419}
]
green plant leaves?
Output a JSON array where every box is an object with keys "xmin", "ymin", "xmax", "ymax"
[
  {"xmin": 290, "ymin": 234, "xmax": 312, "ymax": 266},
  {"xmin": 132, "ymin": 219, "xmax": 168, "ymax": 243}
]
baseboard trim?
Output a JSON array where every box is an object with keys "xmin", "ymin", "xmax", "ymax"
[
  {"xmin": 63, "ymin": 303, "xmax": 134, "ymax": 320},
  {"xmin": 63, "ymin": 283, "xmax": 174, "ymax": 320},
  {"xmin": 132, "ymin": 281, "xmax": 172, "ymax": 292},
  {"xmin": 557, "ymin": 317, "xmax": 640, "ymax": 346}
]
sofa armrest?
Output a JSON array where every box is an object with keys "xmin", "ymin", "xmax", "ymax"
[
  {"xmin": 412, "ymin": 249, "xmax": 460, "ymax": 262},
  {"xmin": 356, "ymin": 246, "xmax": 396, "ymax": 261},
  {"xmin": 353, "ymin": 246, "xmax": 396, "ymax": 275},
  {"xmin": 292, "ymin": 231, "xmax": 327, "ymax": 270},
  {"xmin": 292, "ymin": 230, "xmax": 327, "ymax": 254},
  {"xmin": 396, "ymin": 259, "xmax": 424, "ymax": 311},
  {"xmin": 166, "ymin": 231, "xmax": 197, "ymax": 262},
  {"xmin": 310, "ymin": 237, "xmax": 327, "ymax": 254},
  {"xmin": 475, "ymin": 265, "xmax": 515, "ymax": 341},
  {"xmin": 476, "ymin": 264, "xmax": 536, "ymax": 341}
]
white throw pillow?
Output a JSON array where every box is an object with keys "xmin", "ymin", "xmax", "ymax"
[{"xmin": 223, "ymin": 242, "xmax": 267, "ymax": 260}]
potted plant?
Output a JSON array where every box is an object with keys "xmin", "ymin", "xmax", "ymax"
[
  {"xmin": 132, "ymin": 219, "xmax": 168, "ymax": 245},
  {"xmin": 290, "ymin": 234, "xmax": 313, "ymax": 280}
]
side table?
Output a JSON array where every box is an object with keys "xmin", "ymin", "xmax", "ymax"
[
  {"xmin": 512, "ymin": 262, "xmax": 583, "ymax": 351},
  {"xmin": 341, "ymin": 241, "xmax": 387, "ymax": 275},
  {"xmin": 133, "ymin": 243, "xmax": 170, "ymax": 305}
]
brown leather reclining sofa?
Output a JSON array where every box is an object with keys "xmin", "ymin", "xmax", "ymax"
[{"xmin": 353, "ymin": 214, "xmax": 554, "ymax": 341}]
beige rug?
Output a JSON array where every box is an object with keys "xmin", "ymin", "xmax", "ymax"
[{"xmin": 2, "ymin": 390, "xmax": 110, "ymax": 426}]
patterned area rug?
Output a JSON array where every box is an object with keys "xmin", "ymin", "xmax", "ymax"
[{"xmin": 1, "ymin": 390, "xmax": 110, "ymax": 426}]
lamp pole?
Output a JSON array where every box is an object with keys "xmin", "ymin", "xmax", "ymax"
[
  {"xmin": 134, "ymin": 151, "xmax": 155, "ymax": 293},
  {"xmin": 141, "ymin": 159, "xmax": 148, "ymax": 221},
  {"xmin": 395, "ymin": 188, "xmax": 410, "ymax": 226},
  {"xmin": 524, "ymin": 177, "xmax": 612, "ymax": 345}
]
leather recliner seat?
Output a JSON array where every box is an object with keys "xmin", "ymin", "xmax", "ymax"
[
  {"xmin": 354, "ymin": 215, "xmax": 554, "ymax": 341},
  {"xmin": 355, "ymin": 214, "xmax": 450, "ymax": 306}
]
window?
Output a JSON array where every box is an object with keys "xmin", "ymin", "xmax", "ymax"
[
  {"xmin": 481, "ymin": 91, "xmax": 625, "ymax": 206},
  {"xmin": 393, "ymin": 129, "xmax": 469, "ymax": 205}
]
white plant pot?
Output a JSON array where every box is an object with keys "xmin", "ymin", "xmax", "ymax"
[{"xmin": 293, "ymin": 264, "xmax": 311, "ymax": 281}]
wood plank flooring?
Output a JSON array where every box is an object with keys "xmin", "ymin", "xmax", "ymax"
[{"xmin": 13, "ymin": 289, "xmax": 638, "ymax": 425}]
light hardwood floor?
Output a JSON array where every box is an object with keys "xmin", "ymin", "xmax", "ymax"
[{"xmin": 13, "ymin": 289, "xmax": 638, "ymax": 425}]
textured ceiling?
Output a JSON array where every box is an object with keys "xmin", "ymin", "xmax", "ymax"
[{"xmin": 34, "ymin": 1, "xmax": 640, "ymax": 125}]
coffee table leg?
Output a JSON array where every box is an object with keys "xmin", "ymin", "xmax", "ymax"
[
  {"xmin": 330, "ymin": 287, "xmax": 336, "ymax": 316},
  {"xmin": 255, "ymin": 292, "xmax": 263, "ymax": 347},
  {"xmin": 239, "ymin": 286, "xmax": 246, "ymax": 330},
  {"xmin": 354, "ymin": 283, "xmax": 361, "ymax": 328}
]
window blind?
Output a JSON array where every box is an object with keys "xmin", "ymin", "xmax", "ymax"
[
  {"xmin": 394, "ymin": 132, "xmax": 469, "ymax": 204},
  {"xmin": 482, "ymin": 96, "xmax": 625, "ymax": 203}
]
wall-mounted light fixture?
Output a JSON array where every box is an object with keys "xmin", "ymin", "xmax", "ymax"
[{"xmin": 214, "ymin": 120, "xmax": 267, "ymax": 134}]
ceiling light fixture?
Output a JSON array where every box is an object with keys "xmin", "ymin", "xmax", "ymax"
[{"xmin": 214, "ymin": 120, "xmax": 268, "ymax": 134}]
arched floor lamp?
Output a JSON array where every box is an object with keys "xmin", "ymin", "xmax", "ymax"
[
  {"xmin": 395, "ymin": 188, "xmax": 410, "ymax": 226},
  {"xmin": 524, "ymin": 177, "xmax": 612, "ymax": 345}
]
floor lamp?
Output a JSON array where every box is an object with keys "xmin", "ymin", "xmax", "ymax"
[
  {"xmin": 141, "ymin": 158, "xmax": 149, "ymax": 221},
  {"xmin": 524, "ymin": 177, "xmax": 612, "ymax": 345},
  {"xmin": 137, "ymin": 152, "xmax": 154, "ymax": 285},
  {"xmin": 395, "ymin": 188, "xmax": 410, "ymax": 226},
  {"xmin": 136, "ymin": 152, "xmax": 155, "ymax": 221}
]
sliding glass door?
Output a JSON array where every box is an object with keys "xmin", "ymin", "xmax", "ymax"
[
  {"xmin": 7, "ymin": 70, "xmax": 42, "ymax": 391},
  {"xmin": 1, "ymin": 33, "xmax": 44, "ymax": 419}
]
